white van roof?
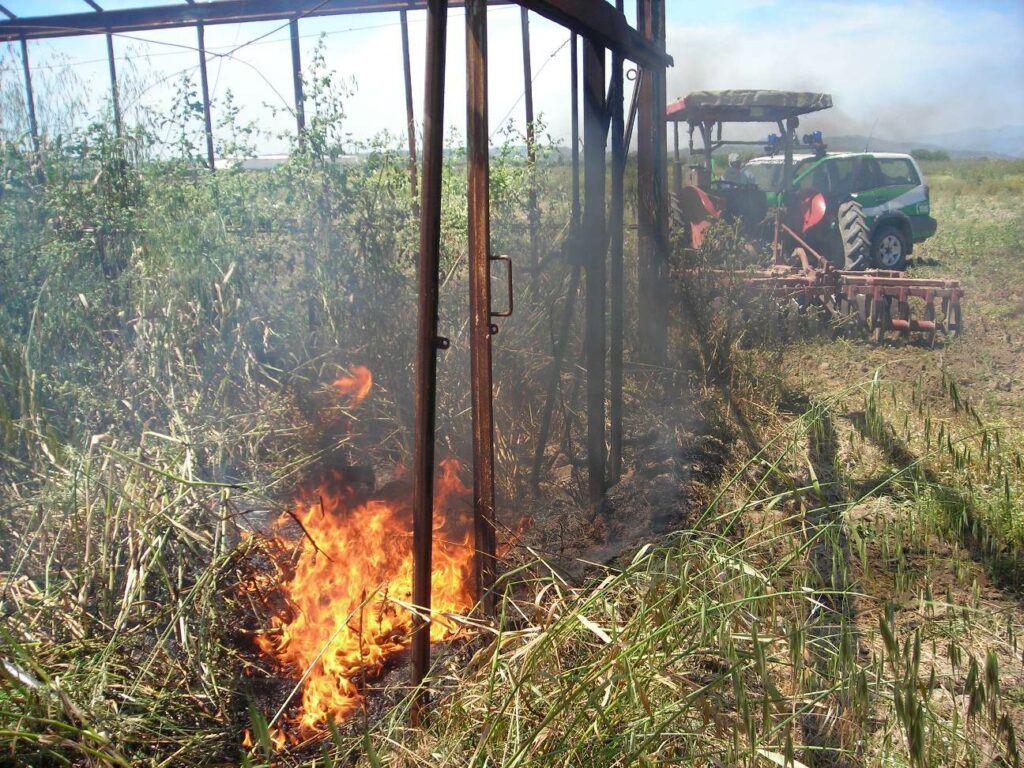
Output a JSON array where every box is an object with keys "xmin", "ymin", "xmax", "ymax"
[{"xmin": 744, "ymin": 151, "xmax": 915, "ymax": 166}]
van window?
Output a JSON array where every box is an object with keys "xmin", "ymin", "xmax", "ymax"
[
  {"xmin": 877, "ymin": 158, "xmax": 920, "ymax": 186},
  {"xmin": 853, "ymin": 157, "xmax": 881, "ymax": 192},
  {"xmin": 828, "ymin": 157, "xmax": 857, "ymax": 196},
  {"xmin": 745, "ymin": 162, "xmax": 784, "ymax": 192},
  {"xmin": 797, "ymin": 162, "xmax": 830, "ymax": 193}
]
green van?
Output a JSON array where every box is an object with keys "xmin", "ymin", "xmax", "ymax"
[{"xmin": 744, "ymin": 152, "xmax": 937, "ymax": 270}]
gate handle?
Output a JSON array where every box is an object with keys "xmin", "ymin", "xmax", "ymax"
[{"xmin": 490, "ymin": 254, "xmax": 513, "ymax": 318}]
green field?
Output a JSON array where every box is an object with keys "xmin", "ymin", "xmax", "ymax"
[{"xmin": 1, "ymin": 72, "xmax": 1022, "ymax": 768}]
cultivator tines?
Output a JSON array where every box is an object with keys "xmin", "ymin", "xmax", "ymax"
[
  {"xmin": 729, "ymin": 258, "xmax": 964, "ymax": 345},
  {"xmin": 836, "ymin": 271, "xmax": 963, "ymax": 345}
]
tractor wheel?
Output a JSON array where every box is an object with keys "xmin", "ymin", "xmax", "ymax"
[
  {"xmin": 872, "ymin": 225, "xmax": 908, "ymax": 270},
  {"xmin": 834, "ymin": 200, "xmax": 870, "ymax": 270}
]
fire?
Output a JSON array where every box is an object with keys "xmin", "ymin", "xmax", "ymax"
[
  {"xmin": 252, "ymin": 366, "xmax": 475, "ymax": 736},
  {"xmin": 257, "ymin": 462, "xmax": 475, "ymax": 732},
  {"xmin": 332, "ymin": 365, "xmax": 373, "ymax": 407}
]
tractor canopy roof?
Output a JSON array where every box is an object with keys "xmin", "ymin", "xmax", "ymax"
[{"xmin": 666, "ymin": 90, "xmax": 832, "ymax": 124}]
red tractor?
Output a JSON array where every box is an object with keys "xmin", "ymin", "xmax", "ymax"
[{"xmin": 666, "ymin": 90, "xmax": 962, "ymax": 344}]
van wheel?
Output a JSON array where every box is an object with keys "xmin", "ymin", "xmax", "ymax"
[{"xmin": 872, "ymin": 225, "xmax": 908, "ymax": 270}]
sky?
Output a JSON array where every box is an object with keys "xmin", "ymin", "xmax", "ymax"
[{"xmin": 1, "ymin": 0, "xmax": 1022, "ymax": 155}]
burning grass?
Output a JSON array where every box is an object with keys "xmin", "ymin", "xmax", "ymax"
[{"xmin": 249, "ymin": 457, "xmax": 475, "ymax": 738}]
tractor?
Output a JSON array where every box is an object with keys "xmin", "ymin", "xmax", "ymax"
[{"xmin": 666, "ymin": 90, "xmax": 962, "ymax": 344}]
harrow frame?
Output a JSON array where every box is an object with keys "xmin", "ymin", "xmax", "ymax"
[{"xmin": 733, "ymin": 228, "xmax": 964, "ymax": 345}]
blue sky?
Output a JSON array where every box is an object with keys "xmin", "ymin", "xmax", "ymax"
[{"xmin": 1, "ymin": 1, "xmax": 1022, "ymax": 154}]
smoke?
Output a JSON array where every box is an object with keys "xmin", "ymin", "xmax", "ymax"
[{"xmin": 663, "ymin": 2, "xmax": 1024, "ymax": 144}]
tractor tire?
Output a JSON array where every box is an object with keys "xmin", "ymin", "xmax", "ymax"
[
  {"xmin": 835, "ymin": 200, "xmax": 870, "ymax": 270},
  {"xmin": 871, "ymin": 225, "xmax": 908, "ymax": 271}
]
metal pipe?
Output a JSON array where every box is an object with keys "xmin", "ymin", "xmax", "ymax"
[
  {"xmin": 466, "ymin": 0, "xmax": 497, "ymax": 618},
  {"xmin": 19, "ymin": 38, "xmax": 39, "ymax": 154},
  {"xmin": 196, "ymin": 22, "xmax": 215, "ymax": 170},
  {"xmin": 289, "ymin": 17, "xmax": 305, "ymax": 134},
  {"xmin": 651, "ymin": 0, "xmax": 668, "ymax": 363},
  {"xmin": 400, "ymin": 9, "xmax": 419, "ymax": 207},
  {"xmin": 583, "ymin": 38, "xmax": 606, "ymax": 514},
  {"xmin": 635, "ymin": 0, "xmax": 669, "ymax": 364},
  {"xmin": 105, "ymin": 32, "xmax": 121, "ymax": 138},
  {"xmin": 530, "ymin": 28, "xmax": 583, "ymax": 489},
  {"xmin": 672, "ymin": 120, "xmax": 682, "ymax": 199},
  {"xmin": 569, "ymin": 32, "xmax": 580, "ymax": 228},
  {"xmin": 521, "ymin": 7, "xmax": 539, "ymax": 271},
  {"xmin": 411, "ymin": 0, "xmax": 448, "ymax": 720},
  {"xmin": 781, "ymin": 118, "xmax": 794, "ymax": 194},
  {"xmin": 609, "ymin": 0, "xmax": 625, "ymax": 485},
  {"xmin": 635, "ymin": 0, "xmax": 654, "ymax": 363}
]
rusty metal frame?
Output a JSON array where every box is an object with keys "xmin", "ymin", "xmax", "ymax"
[
  {"xmin": 608, "ymin": 0, "xmax": 625, "ymax": 484},
  {"xmin": 583, "ymin": 37, "xmax": 607, "ymax": 513},
  {"xmin": 18, "ymin": 38, "xmax": 39, "ymax": 153},
  {"xmin": 289, "ymin": 18, "xmax": 306, "ymax": 135},
  {"xmin": 105, "ymin": 32, "xmax": 122, "ymax": 138},
  {"xmin": 5, "ymin": 0, "xmax": 672, "ymax": 723},
  {"xmin": 520, "ymin": 8, "xmax": 539, "ymax": 271},
  {"xmin": 196, "ymin": 22, "xmax": 215, "ymax": 169},
  {"xmin": 570, "ymin": 32, "xmax": 581, "ymax": 227},
  {"xmin": 400, "ymin": 10, "xmax": 419, "ymax": 207},
  {"xmin": 466, "ymin": 0, "xmax": 498, "ymax": 617},
  {"xmin": 0, "ymin": 1, "xmax": 671, "ymax": 69},
  {"xmin": 411, "ymin": 0, "xmax": 448, "ymax": 719},
  {"xmin": 635, "ymin": 0, "xmax": 668, "ymax": 364},
  {"xmin": 530, "ymin": 33, "xmax": 582, "ymax": 491}
]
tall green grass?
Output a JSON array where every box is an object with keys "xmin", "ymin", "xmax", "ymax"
[{"xmin": 1, "ymin": 44, "xmax": 1022, "ymax": 768}]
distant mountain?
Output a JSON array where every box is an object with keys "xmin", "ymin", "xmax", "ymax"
[
  {"xmin": 824, "ymin": 134, "xmax": 1008, "ymax": 159},
  {"xmin": 918, "ymin": 125, "xmax": 1024, "ymax": 159},
  {"xmin": 823, "ymin": 126, "xmax": 1024, "ymax": 159}
]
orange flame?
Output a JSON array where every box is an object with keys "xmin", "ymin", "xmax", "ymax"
[
  {"xmin": 254, "ymin": 457, "xmax": 475, "ymax": 734},
  {"xmin": 332, "ymin": 366, "xmax": 373, "ymax": 408}
]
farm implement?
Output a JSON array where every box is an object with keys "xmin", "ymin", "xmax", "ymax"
[{"xmin": 667, "ymin": 90, "xmax": 963, "ymax": 344}]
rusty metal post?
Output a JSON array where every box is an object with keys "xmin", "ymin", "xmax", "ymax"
[
  {"xmin": 289, "ymin": 17, "xmax": 305, "ymax": 134},
  {"xmin": 196, "ymin": 23, "xmax": 215, "ymax": 170},
  {"xmin": 19, "ymin": 38, "xmax": 39, "ymax": 154},
  {"xmin": 672, "ymin": 120, "xmax": 682, "ymax": 200},
  {"xmin": 105, "ymin": 32, "xmax": 122, "ymax": 138},
  {"xmin": 635, "ymin": 0, "xmax": 654, "ymax": 363},
  {"xmin": 609, "ymin": 0, "xmax": 625, "ymax": 485},
  {"xmin": 466, "ymin": 0, "xmax": 497, "ymax": 617},
  {"xmin": 521, "ymin": 8, "xmax": 539, "ymax": 271},
  {"xmin": 635, "ymin": 0, "xmax": 668, "ymax": 364},
  {"xmin": 530, "ymin": 28, "xmax": 583, "ymax": 489},
  {"xmin": 412, "ymin": 0, "xmax": 448, "ymax": 719},
  {"xmin": 651, "ymin": 0, "xmax": 669, "ymax": 361},
  {"xmin": 583, "ymin": 39, "xmax": 607, "ymax": 513},
  {"xmin": 400, "ymin": 9, "xmax": 419, "ymax": 207},
  {"xmin": 570, "ymin": 32, "xmax": 580, "ymax": 227}
]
